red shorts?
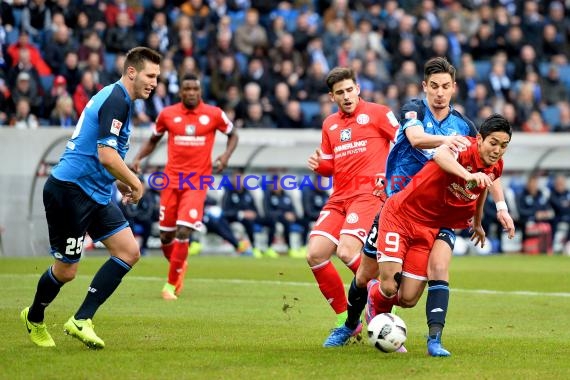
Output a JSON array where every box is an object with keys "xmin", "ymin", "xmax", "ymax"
[
  {"xmin": 376, "ymin": 199, "xmax": 439, "ymax": 280},
  {"xmin": 159, "ymin": 187, "xmax": 207, "ymax": 231},
  {"xmin": 309, "ymin": 193, "xmax": 382, "ymax": 244}
]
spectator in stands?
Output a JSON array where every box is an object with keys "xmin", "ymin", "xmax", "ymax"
[
  {"xmin": 140, "ymin": 0, "xmax": 172, "ymax": 35},
  {"xmin": 549, "ymin": 174, "xmax": 570, "ymax": 253},
  {"xmin": 267, "ymin": 14, "xmax": 287, "ymax": 44},
  {"xmin": 520, "ymin": 1, "xmax": 544, "ymax": 49},
  {"xmin": 49, "ymin": 94, "xmax": 76, "ymax": 128},
  {"xmin": 234, "ymin": 8, "xmax": 268, "ymax": 57},
  {"xmin": 243, "ymin": 102, "xmax": 275, "ymax": 129},
  {"xmin": 83, "ymin": 51, "xmax": 110, "ymax": 86},
  {"xmin": 180, "ymin": 0, "xmax": 212, "ymax": 39},
  {"xmin": 468, "ymin": 22, "xmax": 498, "ymax": 61},
  {"xmin": 504, "ymin": 25, "xmax": 525, "ymax": 61},
  {"xmin": 278, "ymin": 100, "xmax": 305, "ymax": 129},
  {"xmin": 77, "ymin": 30, "xmax": 105, "ymax": 69},
  {"xmin": 11, "ymin": 71, "xmax": 42, "ymax": 117},
  {"xmin": 7, "ymin": 48, "xmax": 43, "ymax": 96},
  {"xmin": 80, "ymin": 0, "xmax": 106, "ymax": 35},
  {"xmin": 43, "ymin": 24, "xmax": 76, "ymax": 76},
  {"xmin": 43, "ymin": 75, "xmax": 69, "ymax": 120},
  {"xmin": 322, "ymin": 0, "xmax": 355, "ymax": 34},
  {"xmin": 554, "ymin": 102, "xmax": 570, "ymax": 133},
  {"xmin": 292, "ymin": 10, "xmax": 319, "ymax": 53},
  {"xmin": 170, "ymin": 32, "xmax": 195, "ymax": 68},
  {"xmin": 243, "ymin": 58, "xmax": 272, "ymax": 97},
  {"xmin": 147, "ymin": 11, "xmax": 170, "ymax": 55},
  {"xmin": 541, "ymin": 23, "xmax": 567, "ymax": 63},
  {"xmin": 210, "ymin": 54, "xmax": 241, "ymax": 103},
  {"xmin": 60, "ymin": 51, "xmax": 82, "ymax": 96},
  {"xmin": 268, "ymin": 33, "xmax": 304, "ymax": 77},
  {"xmin": 390, "ymin": 37, "xmax": 422, "ymax": 77},
  {"xmin": 263, "ymin": 176, "xmax": 307, "ymax": 257},
  {"xmin": 104, "ymin": 11, "xmax": 140, "ymax": 55},
  {"xmin": 72, "ymin": 70, "xmax": 102, "ymax": 116},
  {"xmin": 0, "ymin": 77, "xmax": 12, "ymax": 125},
  {"xmin": 7, "ymin": 30, "xmax": 52, "ymax": 77},
  {"xmin": 522, "ymin": 110, "xmax": 550, "ymax": 133},
  {"xmin": 21, "ymin": 0, "xmax": 52, "ymax": 46},
  {"xmin": 513, "ymin": 44, "xmax": 540, "ymax": 82},
  {"xmin": 514, "ymin": 81, "xmax": 538, "ymax": 127},
  {"xmin": 104, "ymin": 0, "xmax": 137, "ymax": 28},
  {"xmin": 517, "ymin": 175, "xmax": 554, "ymax": 254},
  {"xmin": 541, "ymin": 65, "xmax": 569, "ymax": 106},
  {"xmin": 486, "ymin": 60, "xmax": 512, "ymax": 102},
  {"xmin": 299, "ymin": 60, "xmax": 329, "ymax": 101},
  {"xmin": 10, "ymin": 97, "xmax": 39, "ymax": 129},
  {"xmin": 206, "ymin": 28, "xmax": 236, "ymax": 76},
  {"xmin": 221, "ymin": 168, "xmax": 277, "ymax": 258}
]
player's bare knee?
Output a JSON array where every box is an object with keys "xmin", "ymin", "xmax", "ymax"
[
  {"xmin": 175, "ymin": 226, "xmax": 192, "ymax": 240},
  {"xmin": 160, "ymin": 231, "xmax": 175, "ymax": 245},
  {"xmin": 428, "ymin": 261, "xmax": 448, "ymax": 280},
  {"xmin": 335, "ymin": 244, "xmax": 356, "ymax": 263},
  {"xmin": 355, "ymin": 257, "xmax": 378, "ymax": 288},
  {"xmin": 52, "ymin": 264, "xmax": 77, "ymax": 283},
  {"xmin": 398, "ymin": 295, "xmax": 419, "ymax": 308},
  {"xmin": 379, "ymin": 280, "xmax": 398, "ymax": 298}
]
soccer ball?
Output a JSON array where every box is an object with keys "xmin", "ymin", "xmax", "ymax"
[{"xmin": 367, "ymin": 313, "xmax": 407, "ymax": 353}]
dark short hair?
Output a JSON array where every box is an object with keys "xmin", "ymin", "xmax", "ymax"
[
  {"xmin": 325, "ymin": 67, "xmax": 356, "ymax": 91},
  {"xmin": 181, "ymin": 73, "xmax": 200, "ymax": 83},
  {"xmin": 123, "ymin": 47, "xmax": 161, "ymax": 73},
  {"xmin": 479, "ymin": 113, "xmax": 512, "ymax": 140},
  {"xmin": 424, "ymin": 57, "xmax": 456, "ymax": 82}
]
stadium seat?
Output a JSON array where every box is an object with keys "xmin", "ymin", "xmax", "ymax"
[
  {"xmin": 228, "ymin": 11, "xmax": 246, "ymax": 33},
  {"xmin": 104, "ymin": 52, "xmax": 117, "ymax": 72},
  {"xmin": 473, "ymin": 60, "xmax": 492, "ymax": 81},
  {"xmin": 300, "ymin": 101, "xmax": 320, "ymax": 126},
  {"xmin": 39, "ymin": 75, "xmax": 54, "ymax": 92},
  {"xmin": 542, "ymin": 105, "xmax": 561, "ymax": 129}
]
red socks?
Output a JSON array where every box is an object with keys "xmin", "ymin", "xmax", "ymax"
[
  {"xmin": 167, "ymin": 239, "xmax": 189, "ymax": 285},
  {"xmin": 369, "ymin": 280, "xmax": 399, "ymax": 314},
  {"xmin": 311, "ymin": 260, "xmax": 347, "ymax": 314},
  {"xmin": 161, "ymin": 241, "xmax": 175, "ymax": 261},
  {"xmin": 346, "ymin": 254, "xmax": 361, "ymax": 274}
]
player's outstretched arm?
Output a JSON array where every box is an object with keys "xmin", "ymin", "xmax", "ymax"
[
  {"xmin": 471, "ymin": 188, "xmax": 488, "ymax": 248},
  {"xmin": 489, "ymin": 177, "xmax": 515, "ymax": 239},
  {"xmin": 99, "ymin": 145, "xmax": 144, "ymax": 203},
  {"xmin": 406, "ymin": 125, "xmax": 471, "ymax": 151},
  {"xmin": 132, "ymin": 134, "xmax": 162, "ymax": 173},
  {"xmin": 433, "ymin": 145, "xmax": 493, "ymax": 188}
]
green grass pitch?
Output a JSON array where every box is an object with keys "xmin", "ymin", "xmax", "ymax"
[{"xmin": 1, "ymin": 254, "xmax": 569, "ymax": 379}]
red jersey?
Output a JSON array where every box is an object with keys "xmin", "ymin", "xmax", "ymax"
[
  {"xmin": 154, "ymin": 101, "xmax": 233, "ymax": 187},
  {"xmin": 317, "ymin": 99, "xmax": 398, "ymax": 201},
  {"xmin": 388, "ymin": 137, "xmax": 503, "ymax": 229}
]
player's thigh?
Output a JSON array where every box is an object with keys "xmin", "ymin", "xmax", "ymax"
[
  {"xmin": 341, "ymin": 193, "xmax": 382, "ymax": 245},
  {"xmin": 177, "ymin": 188, "xmax": 207, "ymax": 230},
  {"xmin": 398, "ymin": 276, "xmax": 427, "ymax": 308},
  {"xmin": 43, "ymin": 176, "xmax": 94, "ymax": 264},
  {"xmin": 337, "ymin": 234, "xmax": 363, "ymax": 262},
  {"xmin": 158, "ymin": 186, "xmax": 179, "ymax": 231},
  {"xmin": 309, "ymin": 201, "xmax": 344, "ymax": 245}
]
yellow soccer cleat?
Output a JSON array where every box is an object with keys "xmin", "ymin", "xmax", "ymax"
[
  {"xmin": 21, "ymin": 307, "xmax": 55, "ymax": 347},
  {"xmin": 63, "ymin": 316, "xmax": 105, "ymax": 349}
]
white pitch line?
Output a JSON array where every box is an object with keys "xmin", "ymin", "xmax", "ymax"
[{"xmin": 3, "ymin": 273, "xmax": 570, "ymax": 298}]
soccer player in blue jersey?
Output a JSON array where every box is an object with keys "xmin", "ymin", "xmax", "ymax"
[
  {"xmin": 20, "ymin": 47, "xmax": 161, "ymax": 349},
  {"xmin": 325, "ymin": 57, "xmax": 515, "ymax": 354}
]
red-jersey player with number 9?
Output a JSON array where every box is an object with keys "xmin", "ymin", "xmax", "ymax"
[{"xmin": 307, "ymin": 67, "xmax": 399, "ymax": 345}]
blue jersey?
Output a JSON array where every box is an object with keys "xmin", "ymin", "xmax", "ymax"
[
  {"xmin": 51, "ymin": 81, "xmax": 133, "ymax": 204},
  {"xmin": 385, "ymin": 99, "xmax": 477, "ymax": 196}
]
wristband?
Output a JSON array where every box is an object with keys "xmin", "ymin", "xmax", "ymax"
[{"xmin": 495, "ymin": 201, "xmax": 508, "ymax": 212}]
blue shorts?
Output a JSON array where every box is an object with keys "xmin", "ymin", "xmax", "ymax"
[
  {"xmin": 362, "ymin": 210, "xmax": 456, "ymax": 259},
  {"xmin": 43, "ymin": 176, "xmax": 129, "ymax": 263}
]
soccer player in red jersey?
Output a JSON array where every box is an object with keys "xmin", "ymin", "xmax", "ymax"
[
  {"xmin": 132, "ymin": 74, "xmax": 238, "ymax": 300},
  {"xmin": 306, "ymin": 67, "xmax": 399, "ymax": 340},
  {"xmin": 369, "ymin": 114, "xmax": 512, "ymax": 352}
]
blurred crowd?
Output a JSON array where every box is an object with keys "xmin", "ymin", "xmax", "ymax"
[{"xmin": 1, "ymin": 0, "xmax": 570, "ymax": 131}]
